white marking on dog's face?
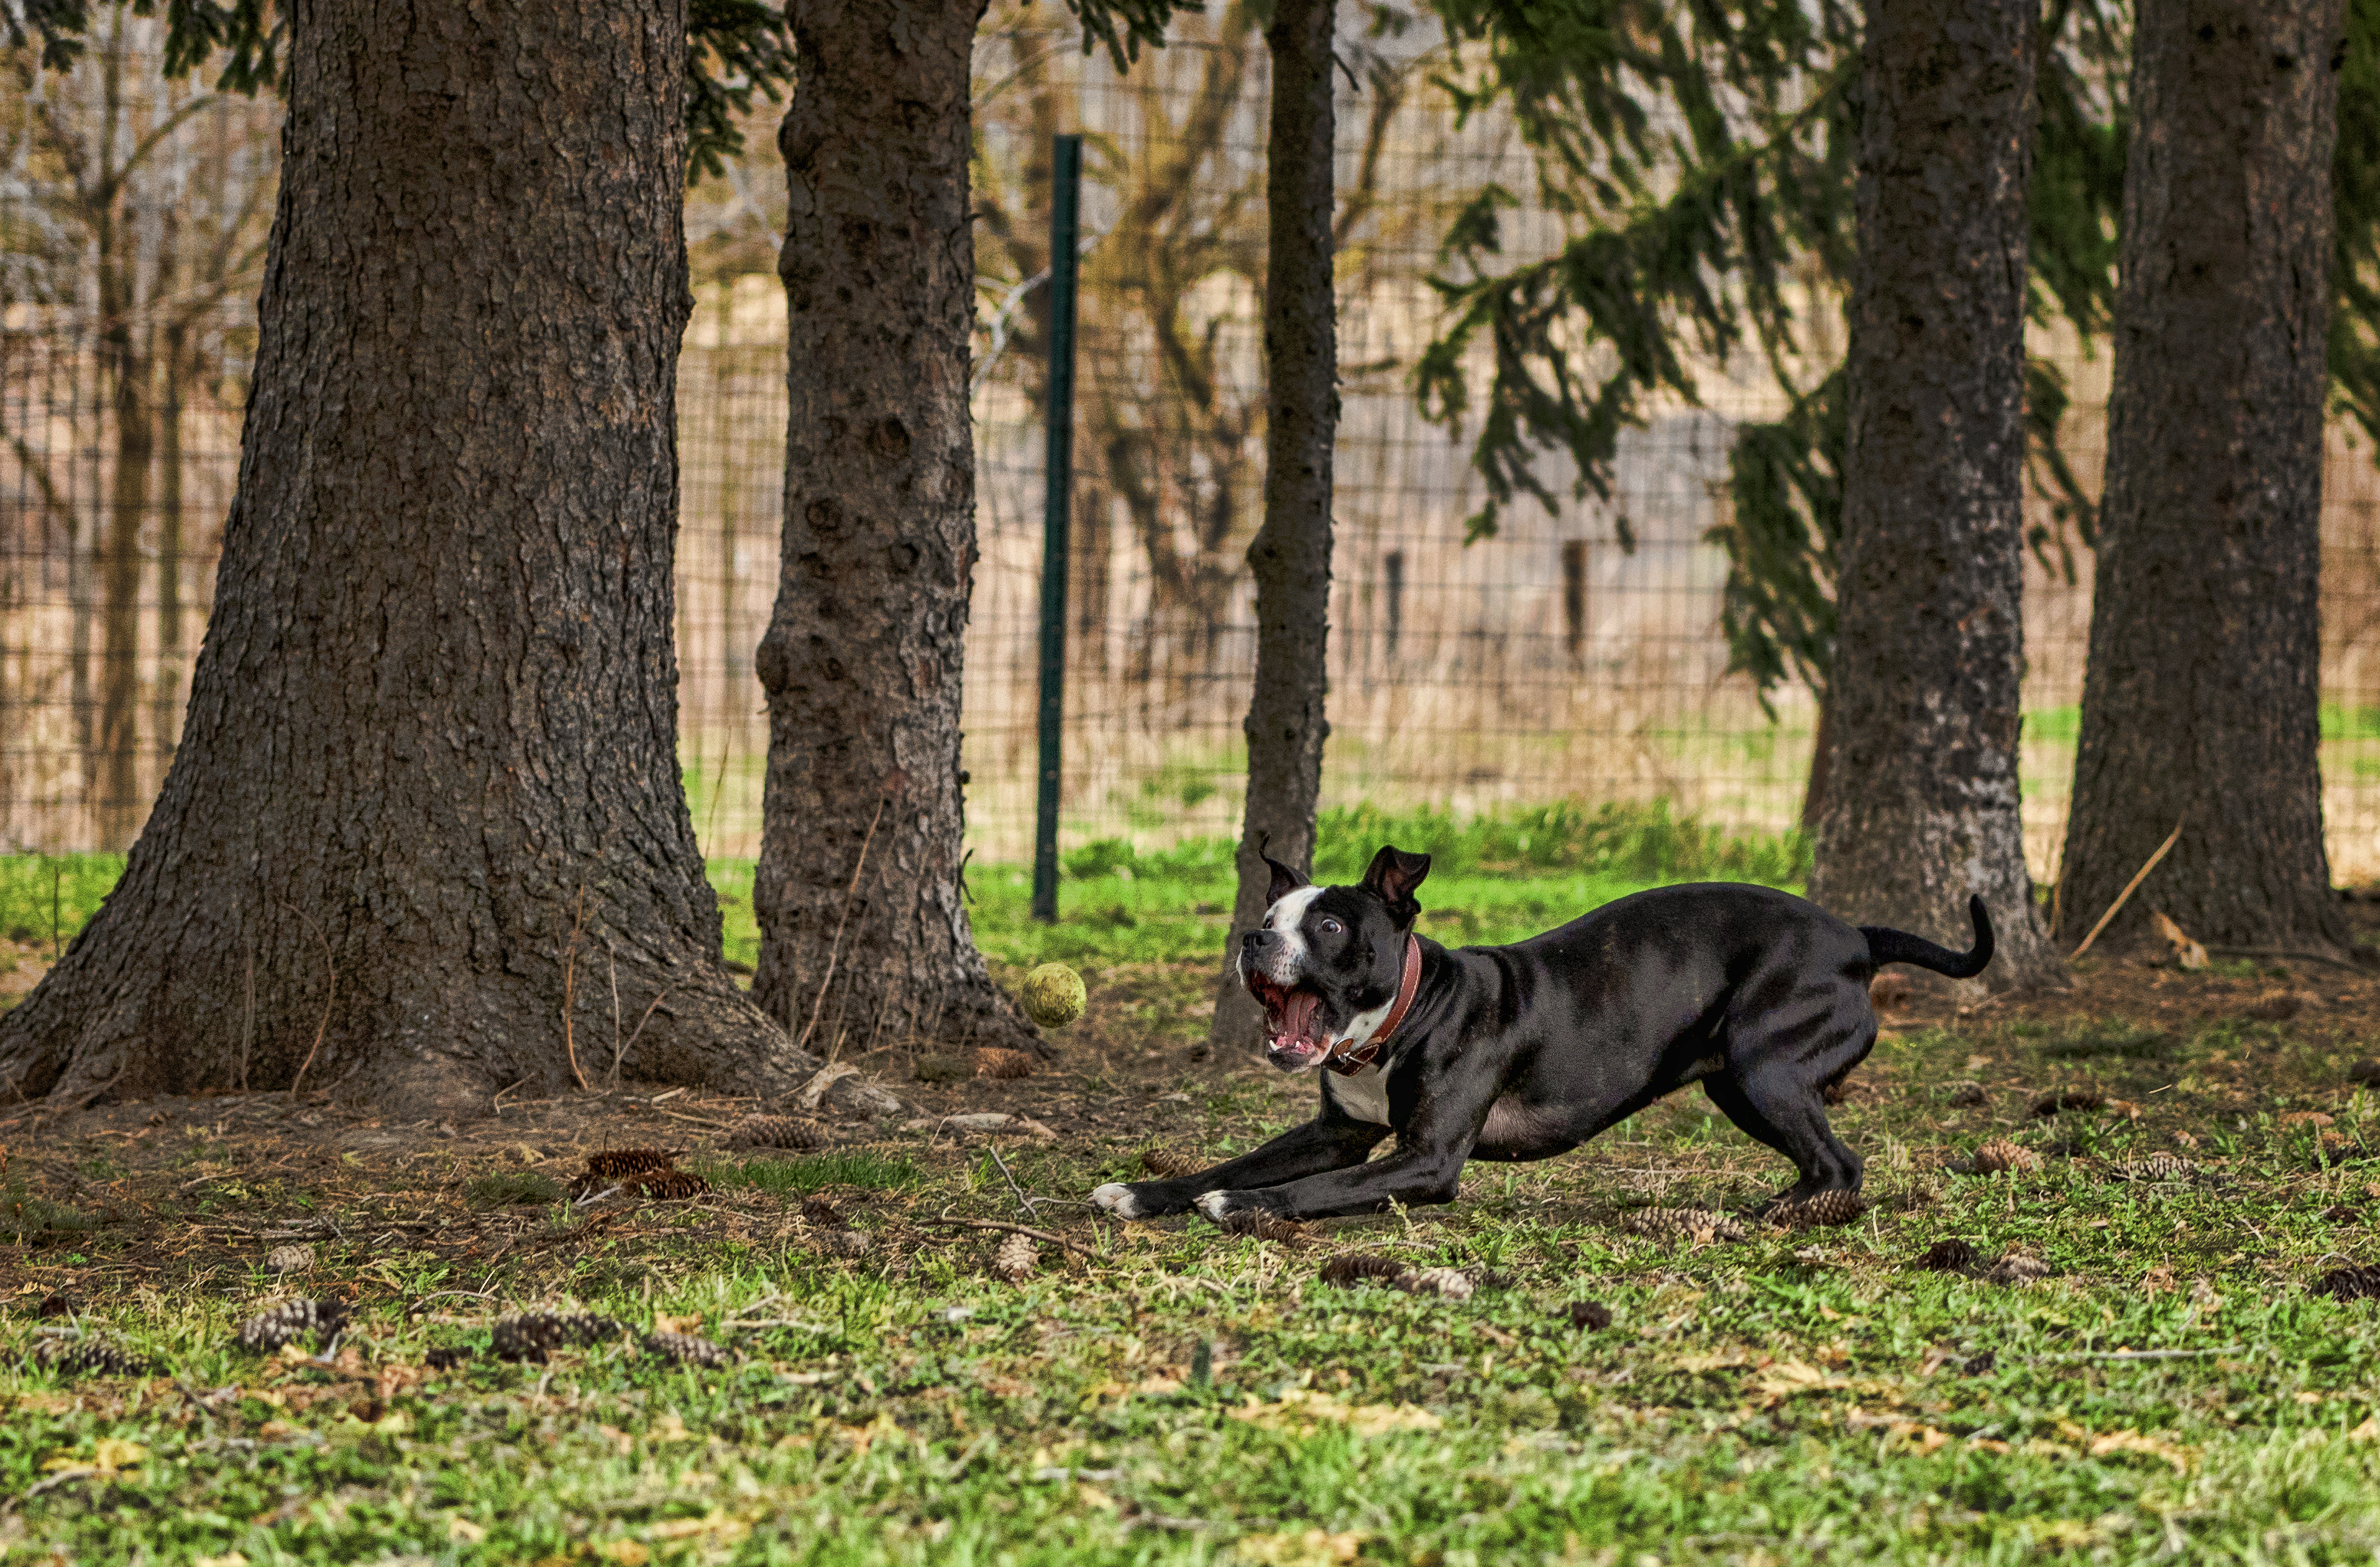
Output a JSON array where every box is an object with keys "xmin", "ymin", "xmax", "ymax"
[
  {"xmin": 1193, "ymin": 1190, "xmax": 1232, "ymax": 1221},
  {"xmin": 1326, "ymin": 1063, "xmax": 1391, "ymax": 1126},
  {"xmin": 1247, "ymin": 885, "xmax": 1324, "ymax": 985},
  {"xmin": 1091, "ymin": 1182, "xmax": 1143, "ymax": 1218}
]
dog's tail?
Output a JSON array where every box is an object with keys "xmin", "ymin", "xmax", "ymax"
[{"xmin": 1861, "ymin": 895, "xmax": 1994, "ymax": 980}]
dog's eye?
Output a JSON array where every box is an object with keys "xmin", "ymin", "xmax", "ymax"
[{"xmin": 1320, "ymin": 918, "xmax": 1342, "ymax": 935}]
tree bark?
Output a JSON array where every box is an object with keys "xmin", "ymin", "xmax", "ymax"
[
  {"xmin": 1212, "ymin": 0, "xmax": 1337, "ymax": 1049},
  {"xmin": 753, "ymin": 0, "xmax": 1039, "ymax": 1061},
  {"xmin": 2057, "ymin": 0, "xmax": 2353, "ymax": 959},
  {"xmin": 0, "ymin": 0, "xmax": 802, "ymax": 1114},
  {"xmin": 1808, "ymin": 0, "xmax": 2066, "ymax": 992}
]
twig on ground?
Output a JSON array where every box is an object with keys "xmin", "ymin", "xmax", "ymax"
[
  {"xmin": 916, "ymin": 1213, "xmax": 1102, "ymax": 1260},
  {"xmin": 986, "ymin": 1141, "xmax": 1041, "ymax": 1219},
  {"xmin": 2069, "ymin": 817, "xmax": 2184, "ymax": 961},
  {"xmin": 614, "ymin": 984, "xmax": 679, "ymax": 1087}
]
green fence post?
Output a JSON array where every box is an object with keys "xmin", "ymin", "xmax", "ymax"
[{"xmin": 1032, "ymin": 134, "xmax": 1082, "ymax": 924}]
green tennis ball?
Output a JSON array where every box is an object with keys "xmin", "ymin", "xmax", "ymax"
[{"xmin": 1020, "ymin": 962, "xmax": 1087, "ymax": 1028}]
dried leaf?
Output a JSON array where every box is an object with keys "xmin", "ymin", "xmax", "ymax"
[{"xmin": 2150, "ymin": 911, "xmax": 2207, "ymax": 970}]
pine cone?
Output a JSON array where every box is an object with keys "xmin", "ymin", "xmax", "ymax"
[
  {"xmin": 2315, "ymin": 1264, "xmax": 2380, "ymax": 1301},
  {"xmin": 265, "ymin": 1244, "xmax": 316, "ymax": 1274},
  {"xmin": 424, "ymin": 1346, "xmax": 475, "ymax": 1371},
  {"xmin": 643, "ymin": 1330, "xmax": 733, "ymax": 1368},
  {"xmin": 1219, "ymin": 1210, "xmax": 1309, "ymax": 1244},
  {"xmin": 1559, "ymin": 1300, "xmax": 1614, "ymax": 1331},
  {"xmin": 633, "ymin": 1170, "xmax": 710, "ymax": 1201},
  {"xmin": 991, "ymin": 1232, "xmax": 1039, "ymax": 1282},
  {"xmin": 975, "ymin": 1049, "xmax": 1038, "ymax": 1080},
  {"xmin": 1399, "ymin": 1267, "xmax": 1475, "ymax": 1301},
  {"xmin": 726, "ymin": 1116, "xmax": 830, "ymax": 1152},
  {"xmin": 2107, "ymin": 1152, "xmax": 2194, "ymax": 1182},
  {"xmin": 1982, "ymin": 1252, "xmax": 2051, "ymax": 1287},
  {"xmin": 492, "ymin": 1312, "xmax": 621, "ymax": 1363},
  {"xmin": 800, "ymin": 1196, "xmax": 847, "ymax": 1228},
  {"xmin": 815, "ymin": 1229, "xmax": 875, "ymax": 1258},
  {"xmin": 585, "ymin": 1148, "xmax": 679, "ymax": 1178},
  {"xmin": 1966, "ymin": 1138, "xmax": 2042, "ymax": 1175},
  {"xmin": 2030, "ymin": 1090, "xmax": 2105, "ymax": 1118},
  {"xmin": 1318, "ymin": 1253, "xmax": 1411, "ymax": 1288},
  {"xmin": 29, "ymin": 1338, "xmax": 148, "ymax": 1377},
  {"xmin": 234, "ymin": 1298, "xmax": 350, "ymax": 1353},
  {"xmin": 1769, "ymin": 1190, "xmax": 1869, "ymax": 1230},
  {"xmin": 1620, "ymin": 1207, "xmax": 1748, "ymax": 1244},
  {"xmin": 1913, "ymin": 1239, "xmax": 1980, "ymax": 1273},
  {"xmin": 1140, "ymin": 1149, "xmax": 1203, "ymax": 1180}
]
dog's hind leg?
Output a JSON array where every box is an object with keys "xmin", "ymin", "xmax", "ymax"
[{"xmin": 1713, "ymin": 1013, "xmax": 1873, "ymax": 1205}]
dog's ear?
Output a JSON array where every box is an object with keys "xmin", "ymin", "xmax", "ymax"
[
  {"xmin": 1260, "ymin": 841, "xmax": 1309, "ymax": 905},
  {"xmin": 1361, "ymin": 845, "xmax": 1431, "ymax": 922}
]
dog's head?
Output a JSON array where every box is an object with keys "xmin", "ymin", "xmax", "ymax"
[{"xmin": 1237, "ymin": 843, "xmax": 1430, "ymax": 1071}]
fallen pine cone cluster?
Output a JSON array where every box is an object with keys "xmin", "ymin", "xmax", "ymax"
[
  {"xmin": 1906, "ymin": 1240, "xmax": 2047, "ymax": 1286},
  {"xmin": 797, "ymin": 1196, "xmax": 874, "ymax": 1257},
  {"xmin": 2104, "ymin": 1152, "xmax": 2195, "ymax": 1182},
  {"xmin": 1913, "ymin": 1239, "xmax": 1979, "ymax": 1273},
  {"xmin": 1316, "ymin": 1253, "xmax": 1474, "ymax": 1300},
  {"xmin": 726, "ymin": 1115, "xmax": 831, "ymax": 1152},
  {"xmin": 2315, "ymin": 1264, "xmax": 2380, "ymax": 1302},
  {"xmin": 643, "ymin": 1329, "xmax": 733, "ymax": 1368},
  {"xmin": 1962, "ymin": 1139, "xmax": 2043, "ymax": 1175},
  {"xmin": 2030, "ymin": 1090, "xmax": 2105, "ymax": 1118},
  {"xmin": 568, "ymin": 1149, "xmax": 710, "ymax": 1203},
  {"xmin": 1219, "ymin": 1210, "xmax": 1309, "ymax": 1244},
  {"xmin": 1557, "ymin": 1300, "xmax": 1614, "ymax": 1331},
  {"xmin": 24, "ymin": 1338, "xmax": 149, "ymax": 1377},
  {"xmin": 1767, "ymin": 1191, "xmax": 1868, "ymax": 1230},
  {"xmin": 1619, "ymin": 1207, "xmax": 1747, "ymax": 1244},
  {"xmin": 236, "ymin": 1298, "xmax": 350, "ymax": 1353},
  {"xmin": 975, "ymin": 1049, "xmax": 1038, "ymax": 1081},
  {"xmin": 493, "ymin": 1312, "xmax": 621, "ymax": 1363},
  {"xmin": 991, "ymin": 1232, "xmax": 1039, "ymax": 1282}
]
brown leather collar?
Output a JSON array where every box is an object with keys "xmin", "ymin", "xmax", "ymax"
[{"xmin": 1324, "ymin": 934, "xmax": 1423, "ymax": 1077}]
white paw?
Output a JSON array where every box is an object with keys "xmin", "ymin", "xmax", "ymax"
[
  {"xmin": 1091, "ymin": 1182, "xmax": 1143, "ymax": 1219},
  {"xmin": 1194, "ymin": 1190, "xmax": 1232, "ymax": 1221}
]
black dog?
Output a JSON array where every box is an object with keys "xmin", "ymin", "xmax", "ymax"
[{"xmin": 1091, "ymin": 845, "xmax": 1992, "ymax": 1223}]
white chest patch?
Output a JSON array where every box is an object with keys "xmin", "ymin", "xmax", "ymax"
[
  {"xmin": 1255, "ymin": 884, "xmax": 1325, "ymax": 983},
  {"xmin": 1327, "ymin": 1065, "xmax": 1391, "ymax": 1126}
]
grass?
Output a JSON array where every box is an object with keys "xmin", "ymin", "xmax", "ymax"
[{"xmin": 9, "ymin": 1011, "xmax": 2380, "ymax": 1561}]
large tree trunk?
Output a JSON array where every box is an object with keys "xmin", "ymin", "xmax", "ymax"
[
  {"xmin": 753, "ymin": 0, "xmax": 1039, "ymax": 1062},
  {"xmin": 1808, "ymin": 0, "xmax": 2066, "ymax": 992},
  {"xmin": 0, "ymin": 0, "xmax": 801, "ymax": 1114},
  {"xmin": 1212, "ymin": 0, "xmax": 1337, "ymax": 1049},
  {"xmin": 2057, "ymin": 0, "xmax": 2353, "ymax": 960}
]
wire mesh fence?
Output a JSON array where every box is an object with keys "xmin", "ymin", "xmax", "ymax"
[{"xmin": 9, "ymin": 9, "xmax": 2380, "ymax": 882}]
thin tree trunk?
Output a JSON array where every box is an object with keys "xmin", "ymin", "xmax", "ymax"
[
  {"xmin": 1808, "ymin": 0, "xmax": 2066, "ymax": 992},
  {"xmin": 2058, "ymin": 0, "xmax": 2353, "ymax": 959},
  {"xmin": 754, "ymin": 0, "xmax": 1038, "ymax": 1062},
  {"xmin": 1212, "ymin": 0, "xmax": 1337, "ymax": 1048},
  {"xmin": 0, "ymin": 0, "xmax": 799, "ymax": 1113}
]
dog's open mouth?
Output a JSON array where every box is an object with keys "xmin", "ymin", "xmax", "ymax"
[{"xmin": 1244, "ymin": 971, "xmax": 1327, "ymax": 1067}]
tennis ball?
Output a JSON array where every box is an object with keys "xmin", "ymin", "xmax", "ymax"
[{"xmin": 1019, "ymin": 962, "xmax": 1087, "ymax": 1028}]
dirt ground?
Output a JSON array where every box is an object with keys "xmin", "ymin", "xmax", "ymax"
[{"xmin": 4, "ymin": 904, "xmax": 2380, "ymax": 1315}]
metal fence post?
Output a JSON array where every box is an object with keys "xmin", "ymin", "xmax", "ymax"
[{"xmin": 1032, "ymin": 134, "xmax": 1083, "ymax": 924}]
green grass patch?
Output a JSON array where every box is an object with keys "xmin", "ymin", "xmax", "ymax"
[
  {"xmin": 462, "ymin": 1172, "xmax": 567, "ymax": 1208},
  {"xmin": 0, "ymin": 853, "xmax": 124, "ymax": 949},
  {"xmin": 2025, "ymin": 1016, "xmax": 2178, "ymax": 1062}
]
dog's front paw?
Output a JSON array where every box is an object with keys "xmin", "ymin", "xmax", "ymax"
[
  {"xmin": 1194, "ymin": 1189, "xmax": 1282, "ymax": 1223},
  {"xmin": 1091, "ymin": 1182, "xmax": 1146, "ymax": 1219}
]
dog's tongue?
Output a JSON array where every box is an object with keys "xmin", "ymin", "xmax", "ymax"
[{"xmin": 1268, "ymin": 989, "xmax": 1322, "ymax": 1051}]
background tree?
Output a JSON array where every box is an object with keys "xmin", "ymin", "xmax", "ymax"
[
  {"xmin": 1207, "ymin": 0, "xmax": 1340, "ymax": 1048},
  {"xmin": 0, "ymin": 0, "xmax": 825, "ymax": 1113},
  {"xmin": 1804, "ymin": 0, "xmax": 2064, "ymax": 990},
  {"xmin": 2055, "ymin": 0, "xmax": 2356, "ymax": 959},
  {"xmin": 752, "ymin": 0, "xmax": 1187, "ymax": 1062},
  {"xmin": 1418, "ymin": 0, "xmax": 2125, "ymax": 833}
]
